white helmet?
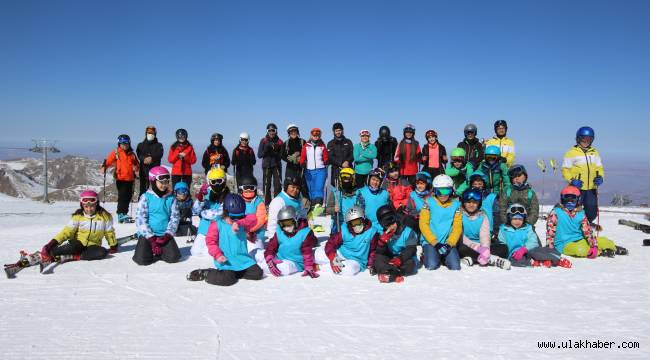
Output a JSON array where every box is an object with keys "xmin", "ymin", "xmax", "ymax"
[
  {"xmin": 432, "ymin": 174, "xmax": 454, "ymax": 189},
  {"xmin": 239, "ymin": 132, "xmax": 250, "ymax": 140},
  {"xmin": 345, "ymin": 206, "xmax": 365, "ymax": 223},
  {"xmin": 286, "ymin": 124, "xmax": 299, "ymax": 133}
]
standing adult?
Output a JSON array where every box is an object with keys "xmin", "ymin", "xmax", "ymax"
[
  {"xmin": 561, "ymin": 126, "xmax": 604, "ymax": 225},
  {"xmin": 301, "ymin": 128, "xmax": 329, "ymax": 209},
  {"xmin": 353, "ymin": 129, "xmax": 377, "ymax": 188},
  {"xmin": 420, "ymin": 129, "xmax": 447, "ymax": 178},
  {"xmin": 375, "ymin": 125, "xmax": 398, "ymax": 170},
  {"xmin": 484, "ymin": 120, "xmax": 516, "ymax": 167},
  {"xmin": 168, "ymin": 128, "xmax": 197, "ymax": 188},
  {"xmin": 258, "ymin": 123, "xmax": 283, "ymax": 205},
  {"xmin": 457, "ymin": 123, "xmax": 484, "ymax": 168},
  {"xmin": 393, "ymin": 124, "xmax": 421, "ymax": 186},
  {"xmin": 281, "ymin": 124, "xmax": 307, "ymax": 197},
  {"xmin": 327, "ymin": 122, "xmax": 354, "ymax": 187},
  {"xmin": 201, "ymin": 133, "xmax": 230, "ymax": 174},
  {"xmin": 135, "ymin": 125, "xmax": 164, "ymax": 198},
  {"xmin": 102, "ymin": 134, "xmax": 140, "ymax": 223},
  {"xmin": 231, "ymin": 132, "xmax": 256, "ymax": 187}
]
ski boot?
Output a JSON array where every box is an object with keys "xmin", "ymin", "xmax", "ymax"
[
  {"xmin": 378, "ymin": 272, "xmax": 404, "ymax": 283},
  {"xmin": 488, "ymin": 255, "xmax": 511, "ymax": 270},
  {"xmin": 615, "ymin": 246, "xmax": 628, "ymax": 256},
  {"xmin": 531, "ymin": 260, "xmax": 553, "ymax": 268},
  {"xmin": 187, "ymin": 269, "xmax": 210, "ymax": 281},
  {"xmin": 5, "ymin": 251, "xmax": 42, "ymax": 278},
  {"xmin": 557, "ymin": 257, "xmax": 572, "ymax": 268},
  {"xmin": 600, "ymin": 249, "xmax": 616, "ymax": 258}
]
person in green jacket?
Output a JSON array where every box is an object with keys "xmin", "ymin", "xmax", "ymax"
[
  {"xmin": 476, "ymin": 146, "xmax": 510, "ymax": 197},
  {"xmin": 353, "ymin": 129, "xmax": 377, "ymax": 188},
  {"xmin": 445, "ymin": 147, "xmax": 474, "ymax": 196},
  {"xmin": 499, "ymin": 164, "xmax": 540, "ymax": 228}
]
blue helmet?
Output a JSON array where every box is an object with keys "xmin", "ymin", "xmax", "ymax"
[
  {"xmin": 461, "ymin": 188, "xmax": 483, "ymax": 207},
  {"xmin": 415, "ymin": 171, "xmax": 433, "ymax": 185},
  {"xmin": 117, "ymin": 134, "xmax": 130, "ymax": 144},
  {"xmin": 174, "ymin": 181, "xmax": 189, "ymax": 195},
  {"xmin": 485, "ymin": 145, "xmax": 501, "ymax": 157},
  {"xmin": 224, "ymin": 194, "xmax": 246, "ymax": 219},
  {"xmin": 576, "ymin": 126, "xmax": 595, "ymax": 141}
]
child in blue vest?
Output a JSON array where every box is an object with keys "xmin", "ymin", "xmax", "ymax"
[
  {"xmin": 546, "ymin": 186, "xmax": 627, "ymax": 258},
  {"xmin": 373, "ymin": 205, "xmax": 418, "ymax": 283},
  {"xmin": 190, "ymin": 168, "xmax": 229, "ymax": 256},
  {"xmin": 315, "ymin": 206, "xmax": 379, "ymax": 276},
  {"xmin": 327, "ymin": 167, "xmax": 358, "ymax": 235},
  {"xmin": 355, "ymin": 167, "xmax": 390, "ymax": 230},
  {"xmin": 133, "ymin": 166, "xmax": 181, "ymax": 265},
  {"xmin": 419, "ymin": 174, "xmax": 462, "ymax": 270},
  {"xmin": 186, "ymin": 194, "xmax": 264, "ymax": 286},
  {"xmin": 259, "ymin": 206, "xmax": 319, "ymax": 278},
  {"xmin": 238, "ymin": 175, "xmax": 267, "ymax": 256},
  {"xmin": 499, "ymin": 203, "xmax": 572, "ymax": 268},
  {"xmin": 173, "ymin": 182, "xmax": 197, "ymax": 238},
  {"xmin": 457, "ymin": 189, "xmax": 511, "ymax": 269},
  {"xmin": 469, "ymin": 170, "xmax": 501, "ymax": 237}
]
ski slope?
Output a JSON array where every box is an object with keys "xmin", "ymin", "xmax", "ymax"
[{"xmin": 1, "ymin": 195, "xmax": 649, "ymax": 359}]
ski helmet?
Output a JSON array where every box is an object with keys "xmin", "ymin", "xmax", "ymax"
[
  {"xmin": 332, "ymin": 122, "xmax": 344, "ymax": 131},
  {"xmin": 464, "ymin": 124, "xmax": 478, "ymax": 136},
  {"xmin": 117, "ymin": 134, "xmax": 131, "ymax": 145},
  {"xmin": 79, "ymin": 190, "xmax": 98, "ymax": 206},
  {"xmin": 339, "ymin": 167, "xmax": 356, "ymax": 187},
  {"xmin": 415, "ymin": 171, "xmax": 433, "ymax": 186},
  {"xmin": 266, "ymin": 123, "xmax": 278, "ymax": 131},
  {"xmin": 425, "ymin": 130, "xmax": 437, "ymax": 139},
  {"xmin": 148, "ymin": 166, "xmax": 170, "ymax": 182},
  {"xmin": 403, "ymin": 124, "xmax": 415, "ymax": 134},
  {"xmin": 508, "ymin": 164, "xmax": 528, "ymax": 179},
  {"xmin": 283, "ymin": 176, "xmax": 302, "ymax": 192},
  {"xmin": 451, "ymin": 147, "xmax": 466, "ymax": 158},
  {"xmin": 277, "ymin": 206, "xmax": 298, "ymax": 231},
  {"xmin": 359, "ymin": 129, "xmax": 371, "ymax": 137},
  {"xmin": 576, "ymin": 126, "xmax": 595, "ymax": 142},
  {"xmin": 238, "ymin": 175, "xmax": 258, "ymax": 200},
  {"xmin": 174, "ymin": 181, "xmax": 189, "ymax": 195},
  {"xmin": 345, "ymin": 206, "xmax": 366, "ymax": 233},
  {"xmin": 494, "ymin": 120, "xmax": 508, "ymax": 132},
  {"xmin": 378, "ymin": 126, "xmax": 391, "ymax": 138},
  {"xmin": 206, "ymin": 167, "xmax": 226, "ymax": 187},
  {"xmin": 287, "ymin": 124, "xmax": 299, "ymax": 134},
  {"xmin": 210, "ymin": 133, "xmax": 223, "ymax": 142},
  {"xmin": 238, "ymin": 175, "xmax": 257, "ymax": 188},
  {"xmin": 367, "ymin": 167, "xmax": 386, "ymax": 187},
  {"xmin": 376, "ymin": 204, "xmax": 397, "ymax": 229},
  {"xmin": 485, "ymin": 145, "xmax": 501, "ymax": 157},
  {"xmin": 223, "ymin": 194, "xmax": 246, "ymax": 219},
  {"xmin": 506, "ymin": 203, "xmax": 527, "ymax": 223},
  {"xmin": 239, "ymin": 132, "xmax": 250, "ymax": 140},
  {"xmin": 432, "ymin": 174, "xmax": 454, "ymax": 189},
  {"xmin": 175, "ymin": 128, "xmax": 188, "ymax": 139},
  {"xmin": 469, "ymin": 170, "xmax": 488, "ymax": 187},
  {"xmin": 461, "ymin": 188, "xmax": 483, "ymax": 207},
  {"xmin": 560, "ymin": 186, "xmax": 581, "ymax": 210}
]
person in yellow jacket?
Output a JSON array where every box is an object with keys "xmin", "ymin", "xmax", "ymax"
[
  {"xmin": 419, "ymin": 174, "xmax": 462, "ymax": 270},
  {"xmin": 484, "ymin": 120, "xmax": 515, "ymax": 167},
  {"xmin": 40, "ymin": 190, "xmax": 118, "ymax": 263},
  {"xmin": 561, "ymin": 126, "xmax": 604, "ymax": 224}
]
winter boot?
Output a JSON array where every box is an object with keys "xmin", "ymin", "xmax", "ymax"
[
  {"xmin": 460, "ymin": 257, "xmax": 474, "ymax": 267},
  {"xmin": 378, "ymin": 273, "xmax": 404, "ymax": 283},
  {"xmin": 187, "ymin": 269, "xmax": 210, "ymax": 281},
  {"xmin": 58, "ymin": 254, "xmax": 81, "ymax": 263},
  {"xmin": 600, "ymin": 249, "xmax": 615, "ymax": 258},
  {"xmin": 557, "ymin": 257, "xmax": 572, "ymax": 268},
  {"xmin": 615, "ymin": 246, "xmax": 628, "ymax": 255},
  {"xmin": 488, "ymin": 255, "xmax": 511, "ymax": 270},
  {"xmin": 531, "ymin": 260, "xmax": 553, "ymax": 268}
]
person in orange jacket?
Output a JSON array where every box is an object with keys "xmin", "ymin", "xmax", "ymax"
[
  {"xmin": 168, "ymin": 128, "xmax": 197, "ymax": 188},
  {"xmin": 101, "ymin": 134, "xmax": 140, "ymax": 223}
]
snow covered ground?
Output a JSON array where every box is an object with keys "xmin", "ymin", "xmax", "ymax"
[{"xmin": 1, "ymin": 196, "xmax": 649, "ymax": 359}]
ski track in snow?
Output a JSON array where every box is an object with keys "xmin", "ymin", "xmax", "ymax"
[{"xmin": 1, "ymin": 199, "xmax": 649, "ymax": 359}]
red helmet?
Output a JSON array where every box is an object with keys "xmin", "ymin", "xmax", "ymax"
[
  {"xmin": 561, "ymin": 186, "xmax": 581, "ymax": 197},
  {"xmin": 425, "ymin": 130, "xmax": 438, "ymax": 139}
]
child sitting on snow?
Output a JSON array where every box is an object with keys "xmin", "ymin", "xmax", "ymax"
[
  {"xmin": 356, "ymin": 167, "xmax": 390, "ymax": 230},
  {"xmin": 499, "ymin": 164, "xmax": 539, "ymax": 228},
  {"xmin": 326, "ymin": 167, "xmax": 358, "ymax": 235},
  {"xmin": 468, "ymin": 170, "xmax": 501, "ymax": 237},
  {"xmin": 499, "ymin": 203, "xmax": 571, "ymax": 268},
  {"xmin": 546, "ymin": 186, "xmax": 628, "ymax": 258},
  {"xmin": 383, "ymin": 162, "xmax": 412, "ymax": 213},
  {"xmin": 315, "ymin": 206, "xmax": 379, "ymax": 276},
  {"xmin": 186, "ymin": 194, "xmax": 263, "ymax": 286},
  {"xmin": 173, "ymin": 182, "xmax": 196, "ymax": 238},
  {"xmin": 457, "ymin": 189, "xmax": 511, "ymax": 269},
  {"xmin": 372, "ymin": 205, "xmax": 418, "ymax": 283},
  {"xmin": 238, "ymin": 175, "xmax": 267, "ymax": 256},
  {"xmin": 191, "ymin": 168, "xmax": 229, "ymax": 256},
  {"xmin": 258, "ymin": 206, "xmax": 319, "ymax": 278}
]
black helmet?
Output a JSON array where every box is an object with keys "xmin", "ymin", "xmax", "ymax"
[
  {"xmin": 176, "ymin": 128, "xmax": 188, "ymax": 139},
  {"xmin": 464, "ymin": 124, "xmax": 477, "ymax": 136},
  {"xmin": 378, "ymin": 126, "xmax": 391, "ymax": 138},
  {"xmin": 332, "ymin": 122, "xmax": 344, "ymax": 131},
  {"xmin": 494, "ymin": 120, "xmax": 508, "ymax": 132},
  {"xmin": 376, "ymin": 205, "xmax": 397, "ymax": 229},
  {"xmin": 283, "ymin": 176, "xmax": 302, "ymax": 191},
  {"xmin": 508, "ymin": 164, "xmax": 528, "ymax": 179},
  {"xmin": 210, "ymin": 133, "xmax": 223, "ymax": 142},
  {"xmin": 239, "ymin": 175, "xmax": 258, "ymax": 187}
]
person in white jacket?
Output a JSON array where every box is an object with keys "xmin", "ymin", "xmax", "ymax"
[{"xmin": 267, "ymin": 176, "xmax": 308, "ymax": 239}]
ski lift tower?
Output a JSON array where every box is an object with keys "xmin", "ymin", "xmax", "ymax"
[{"xmin": 29, "ymin": 139, "xmax": 60, "ymax": 203}]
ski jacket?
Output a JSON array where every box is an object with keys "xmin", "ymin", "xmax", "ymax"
[
  {"xmin": 206, "ymin": 215, "xmax": 257, "ymax": 271},
  {"xmin": 265, "ymin": 223, "xmax": 317, "ymax": 271},
  {"xmin": 393, "ymin": 139, "xmax": 421, "ymax": 176},
  {"xmin": 53, "ymin": 210, "xmax": 117, "ymax": 247},
  {"xmin": 136, "ymin": 190, "xmax": 180, "ymax": 238},
  {"xmin": 201, "ymin": 144, "xmax": 230, "ymax": 173},
  {"xmin": 499, "ymin": 184, "xmax": 539, "ymax": 226},
  {"xmin": 419, "ymin": 197, "xmax": 462, "ymax": 246},
  {"xmin": 168, "ymin": 142, "xmax": 197, "ymax": 176},
  {"xmin": 457, "ymin": 138, "xmax": 484, "ymax": 168},
  {"xmin": 193, "ymin": 187, "xmax": 228, "ymax": 235},
  {"xmin": 258, "ymin": 135, "xmax": 284, "ymax": 169},
  {"xmin": 136, "ymin": 139, "xmax": 164, "ymax": 175},
  {"xmin": 561, "ymin": 145, "xmax": 604, "ymax": 191},
  {"xmin": 484, "ymin": 136, "xmax": 516, "ymax": 167},
  {"xmin": 375, "ymin": 135, "xmax": 398, "ymax": 169},
  {"xmin": 353, "ymin": 142, "xmax": 377, "ymax": 175},
  {"xmin": 325, "ymin": 220, "xmax": 378, "ymax": 269},
  {"xmin": 231, "ymin": 145, "xmax": 256, "ymax": 175},
  {"xmin": 546, "ymin": 205, "xmax": 597, "ymax": 253},
  {"xmin": 445, "ymin": 162, "xmax": 474, "ymax": 195},
  {"xmin": 300, "ymin": 140, "xmax": 328, "ymax": 170},
  {"xmin": 105, "ymin": 147, "xmax": 140, "ymax": 182},
  {"xmin": 383, "ymin": 177, "xmax": 412, "ymax": 210},
  {"xmin": 497, "ymin": 223, "xmax": 539, "ymax": 259},
  {"xmin": 476, "ymin": 161, "xmax": 511, "ymax": 197},
  {"xmin": 281, "ymin": 137, "xmax": 306, "ymax": 174},
  {"xmin": 327, "ymin": 136, "xmax": 354, "ymax": 170},
  {"xmin": 420, "ymin": 142, "xmax": 447, "ymax": 171}
]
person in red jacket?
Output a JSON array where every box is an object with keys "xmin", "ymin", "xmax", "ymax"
[
  {"xmin": 383, "ymin": 162, "xmax": 412, "ymax": 213},
  {"xmin": 420, "ymin": 129, "xmax": 448, "ymax": 178},
  {"xmin": 101, "ymin": 134, "xmax": 140, "ymax": 223},
  {"xmin": 393, "ymin": 124, "xmax": 421, "ymax": 187},
  {"xmin": 168, "ymin": 128, "xmax": 197, "ymax": 188}
]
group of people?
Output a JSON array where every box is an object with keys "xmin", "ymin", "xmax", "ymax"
[{"xmin": 30, "ymin": 121, "xmax": 629, "ymax": 285}]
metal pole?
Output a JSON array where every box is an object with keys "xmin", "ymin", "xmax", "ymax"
[{"xmin": 43, "ymin": 140, "xmax": 49, "ymax": 203}]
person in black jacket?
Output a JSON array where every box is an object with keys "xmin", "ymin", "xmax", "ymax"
[
  {"xmin": 231, "ymin": 132, "xmax": 256, "ymax": 187},
  {"xmin": 375, "ymin": 125, "xmax": 398, "ymax": 170},
  {"xmin": 420, "ymin": 129, "xmax": 448, "ymax": 178},
  {"xmin": 258, "ymin": 123, "xmax": 283, "ymax": 205},
  {"xmin": 281, "ymin": 124, "xmax": 307, "ymax": 197},
  {"xmin": 201, "ymin": 133, "xmax": 230, "ymax": 174},
  {"xmin": 135, "ymin": 125, "xmax": 164, "ymax": 198},
  {"xmin": 372, "ymin": 205, "xmax": 418, "ymax": 283},
  {"xmin": 457, "ymin": 123, "xmax": 484, "ymax": 168},
  {"xmin": 326, "ymin": 122, "xmax": 354, "ymax": 187}
]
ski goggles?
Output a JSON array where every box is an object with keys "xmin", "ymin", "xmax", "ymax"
[
  {"xmin": 238, "ymin": 184, "xmax": 257, "ymax": 192},
  {"xmin": 509, "ymin": 206, "xmax": 526, "ymax": 217},
  {"xmin": 451, "ymin": 156, "xmax": 464, "ymax": 163},
  {"xmin": 485, "ymin": 155, "xmax": 499, "ymax": 162},
  {"xmin": 347, "ymin": 218, "xmax": 364, "ymax": 228},
  {"xmin": 118, "ymin": 137, "xmax": 130, "ymax": 145},
  {"xmin": 240, "ymin": 138, "xmax": 249, "ymax": 142},
  {"xmin": 153, "ymin": 174, "xmax": 171, "ymax": 183},
  {"xmin": 561, "ymin": 194, "xmax": 579, "ymax": 202},
  {"xmin": 175, "ymin": 189, "xmax": 189, "ymax": 196},
  {"xmin": 434, "ymin": 187, "xmax": 453, "ymax": 196},
  {"xmin": 463, "ymin": 191, "xmax": 482, "ymax": 202},
  {"xmin": 80, "ymin": 197, "xmax": 98, "ymax": 204},
  {"xmin": 209, "ymin": 178, "xmax": 226, "ymax": 186},
  {"xmin": 279, "ymin": 219, "xmax": 296, "ymax": 228}
]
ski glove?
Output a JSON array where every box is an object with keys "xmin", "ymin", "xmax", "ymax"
[
  {"xmin": 197, "ymin": 183, "xmax": 209, "ymax": 201},
  {"xmin": 159, "ymin": 233, "xmax": 173, "ymax": 245},
  {"xmin": 587, "ymin": 246, "xmax": 599, "ymax": 259},
  {"xmin": 265, "ymin": 255, "xmax": 283, "ymax": 277},
  {"xmin": 570, "ymin": 178, "xmax": 583, "ymax": 189},
  {"xmin": 148, "ymin": 236, "xmax": 163, "ymax": 256},
  {"xmin": 41, "ymin": 239, "xmax": 58, "ymax": 260},
  {"xmin": 388, "ymin": 257, "xmax": 402, "ymax": 268},
  {"xmin": 108, "ymin": 245, "xmax": 118, "ymax": 254},
  {"xmin": 477, "ymin": 246, "xmax": 491, "ymax": 265},
  {"xmin": 329, "ymin": 254, "xmax": 345, "ymax": 274},
  {"xmin": 594, "ymin": 176, "xmax": 603, "ymax": 187},
  {"xmin": 301, "ymin": 265, "xmax": 319, "ymax": 278},
  {"xmin": 435, "ymin": 243, "xmax": 451, "ymax": 256},
  {"xmin": 511, "ymin": 247, "xmax": 528, "ymax": 262}
]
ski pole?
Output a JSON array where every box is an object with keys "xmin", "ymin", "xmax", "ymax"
[
  {"xmin": 334, "ymin": 177, "xmax": 341, "ymax": 233},
  {"xmin": 595, "ymin": 171, "xmax": 600, "ymax": 235},
  {"xmin": 102, "ymin": 160, "xmax": 107, "ymax": 205}
]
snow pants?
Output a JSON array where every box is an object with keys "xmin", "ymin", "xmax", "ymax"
[
  {"xmin": 305, "ymin": 168, "xmax": 327, "ymax": 205},
  {"xmin": 205, "ymin": 264, "xmax": 263, "ymax": 286},
  {"xmin": 511, "ymin": 247, "xmax": 562, "ymax": 267},
  {"xmin": 581, "ymin": 189, "xmax": 599, "ymax": 223},
  {"xmin": 263, "ymin": 166, "xmax": 282, "ymax": 205},
  {"xmin": 314, "ymin": 247, "xmax": 363, "ymax": 276},
  {"xmin": 51, "ymin": 239, "xmax": 108, "ymax": 261},
  {"xmin": 257, "ymin": 256, "xmax": 301, "ymax": 276},
  {"xmin": 132, "ymin": 236, "xmax": 181, "ymax": 265},
  {"xmin": 457, "ymin": 242, "xmax": 509, "ymax": 263},
  {"xmin": 115, "ymin": 180, "xmax": 134, "ymax": 216},
  {"xmin": 373, "ymin": 253, "xmax": 416, "ymax": 276},
  {"xmin": 562, "ymin": 237, "xmax": 616, "ymax": 257},
  {"xmin": 422, "ymin": 243, "xmax": 461, "ymax": 270}
]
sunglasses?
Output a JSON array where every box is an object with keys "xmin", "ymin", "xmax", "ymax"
[
  {"xmin": 81, "ymin": 197, "xmax": 98, "ymax": 204},
  {"xmin": 509, "ymin": 206, "xmax": 526, "ymax": 216},
  {"xmin": 485, "ymin": 155, "xmax": 499, "ymax": 162},
  {"xmin": 239, "ymin": 185, "xmax": 257, "ymax": 192},
  {"xmin": 154, "ymin": 174, "xmax": 171, "ymax": 183},
  {"xmin": 279, "ymin": 219, "xmax": 295, "ymax": 228},
  {"xmin": 209, "ymin": 178, "xmax": 225, "ymax": 186},
  {"xmin": 348, "ymin": 218, "xmax": 364, "ymax": 227},
  {"xmin": 435, "ymin": 187, "xmax": 453, "ymax": 196}
]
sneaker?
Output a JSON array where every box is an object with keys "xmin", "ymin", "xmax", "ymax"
[
  {"xmin": 460, "ymin": 257, "xmax": 474, "ymax": 267},
  {"xmin": 488, "ymin": 255, "xmax": 511, "ymax": 270},
  {"xmin": 186, "ymin": 269, "xmax": 210, "ymax": 281},
  {"xmin": 615, "ymin": 246, "xmax": 629, "ymax": 256},
  {"xmin": 531, "ymin": 260, "xmax": 553, "ymax": 268},
  {"xmin": 557, "ymin": 258, "xmax": 572, "ymax": 268}
]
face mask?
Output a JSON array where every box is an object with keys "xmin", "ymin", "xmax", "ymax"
[
  {"xmin": 352, "ymin": 224, "xmax": 365, "ymax": 234},
  {"xmin": 282, "ymin": 225, "xmax": 295, "ymax": 233},
  {"xmin": 146, "ymin": 134, "xmax": 155, "ymax": 141},
  {"xmin": 564, "ymin": 201, "xmax": 577, "ymax": 211},
  {"xmin": 242, "ymin": 190, "xmax": 256, "ymax": 201}
]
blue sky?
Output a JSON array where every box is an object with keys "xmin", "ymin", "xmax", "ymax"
[{"xmin": 1, "ymin": 0, "xmax": 649, "ymax": 162}]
